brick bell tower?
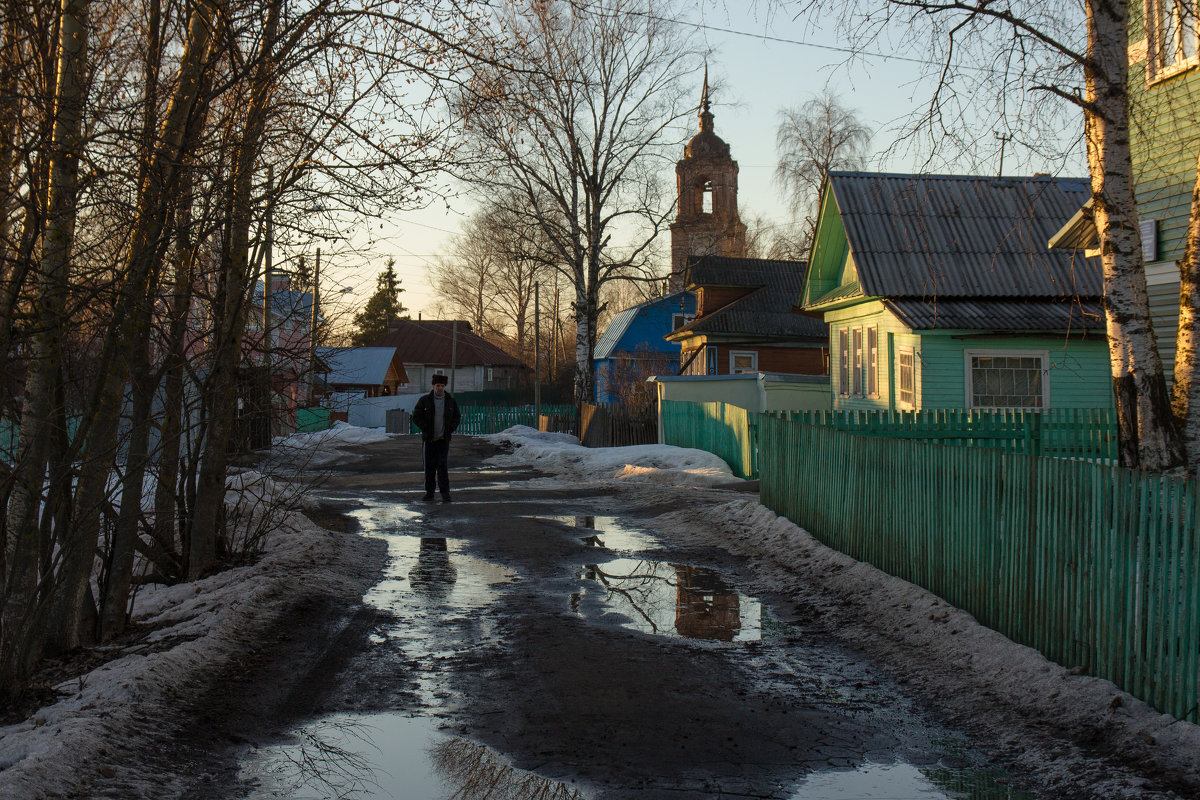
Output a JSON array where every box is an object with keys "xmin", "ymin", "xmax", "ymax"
[{"xmin": 668, "ymin": 69, "xmax": 747, "ymax": 291}]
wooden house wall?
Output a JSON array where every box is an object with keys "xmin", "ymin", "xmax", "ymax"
[
  {"xmin": 824, "ymin": 301, "xmax": 1113, "ymax": 412},
  {"xmin": 1127, "ymin": 2, "xmax": 1200, "ymax": 379}
]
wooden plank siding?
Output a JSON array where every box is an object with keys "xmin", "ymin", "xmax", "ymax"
[
  {"xmin": 1127, "ymin": 0, "xmax": 1200, "ymax": 382},
  {"xmin": 823, "ymin": 302, "xmax": 1113, "ymax": 412}
]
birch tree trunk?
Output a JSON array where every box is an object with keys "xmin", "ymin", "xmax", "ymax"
[
  {"xmin": 46, "ymin": 0, "xmax": 217, "ymax": 653},
  {"xmin": 188, "ymin": 0, "xmax": 280, "ymax": 579},
  {"xmin": 1171, "ymin": 142, "xmax": 1200, "ymax": 467},
  {"xmin": 1085, "ymin": 0, "xmax": 1184, "ymax": 471},
  {"xmin": 1, "ymin": 0, "xmax": 89, "ymax": 687}
]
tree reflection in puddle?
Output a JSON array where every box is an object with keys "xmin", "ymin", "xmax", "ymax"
[
  {"xmin": 572, "ymin": 558, "xmax": 765, "ymax": 642},
  {"xmin": 242, "ymin": 713, "xmax": 587, "ymax": 800},
  {"xmin": 431, "ymin": 738, "xmax": 587, "ymax": 800}
]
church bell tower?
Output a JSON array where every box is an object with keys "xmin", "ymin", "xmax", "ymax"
[{"xmin": 668, "ymin": 70, "xmax": 747, "ymax": 291}]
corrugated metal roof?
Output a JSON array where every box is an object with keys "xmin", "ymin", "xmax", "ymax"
[
  {"xmin": 885, "ymin": 299, "xmax": 1106, "ymax": 331},
  {"xmin": 681, "ymin": 286, "xmax": 827, "ymax": 338},
  {"xmin": 675, "ymin": 257, "xmax": 826, "ymax": 340},
  {"xmin": 316, "ymin": 347, "xmax": 408, "ymax": 385},
  {"xmin": 830, "ymin": 173, "xmax": 1102, "ymax": 299},
  {"xmin": 686, "ymin": 256, "xmax": 807, "ymax": 288},
  {"xmin": 369, "ymin": 319, "xmax": 524, "ymax": 367},
  {"xmin": 594, "ymin": 306, "xmax": 640, "ymax": 360},
  {"xmin": 808, "ymin": 280, "xmax": 863, "ymax": 307}
]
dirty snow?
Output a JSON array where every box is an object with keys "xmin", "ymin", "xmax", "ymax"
[
  {"xmin": 0, "ymin": 425, "xmax": 379, "ymax": 799},
  {"xmin": 487, "ymin": 425, "xmax": 734, "ymax": 487},
  {"xmin": 266, "ymin": 421, "xmax": 392, "ymax": 469}
]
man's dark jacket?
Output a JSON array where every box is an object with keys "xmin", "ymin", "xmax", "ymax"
[{"xmin": 412, "ymin": 390, "xmax": 462, "ymax": 442}]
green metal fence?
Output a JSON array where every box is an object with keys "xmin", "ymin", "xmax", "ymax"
[
  {"xmin": 295, "ymin": 406, "xmax": 332, "ymax": 433},
  {"xmin": 758, "ymin": 416, "xmax": 1200, "ymax": 722},
  {"xmin": 415, "ymin": 404, "xmax": 576, "ymax": 436},
  {"xmin": 660, "ymin": 400, "xmax": 757, "ymax": 479}
]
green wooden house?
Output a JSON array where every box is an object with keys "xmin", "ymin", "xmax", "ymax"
[
  {"xmin": 1049, "ymin": 2, "xmax": 1200, "ymax": 382},
  {"xmin": 801, "ymin": 172, "xmax": 1113, "ymax": 412}
]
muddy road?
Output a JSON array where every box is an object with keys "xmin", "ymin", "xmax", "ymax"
[{"xmin": 168, "ymin": 434, "xmax": 1042, "ymax": 800}]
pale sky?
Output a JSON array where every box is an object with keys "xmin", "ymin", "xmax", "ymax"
[{"xmin": 316, "ymin": 4, "xmax": 1082, "ymax": 325}]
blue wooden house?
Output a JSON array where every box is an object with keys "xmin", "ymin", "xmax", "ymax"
[{"xmin": 593, "ymin": 291, "xmax": 696, "ymax": 405}]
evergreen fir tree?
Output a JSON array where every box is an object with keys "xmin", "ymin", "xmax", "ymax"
[{"xmin": 352, "ymin": 258, "xmax": 407, "ymax": 345}]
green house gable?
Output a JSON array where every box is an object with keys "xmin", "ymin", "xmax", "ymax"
[{"xmin": 802, "ymin": 172, "xmax": 1112, "ymax": 413}]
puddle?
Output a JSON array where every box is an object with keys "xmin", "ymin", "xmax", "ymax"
[
  {"xmin": 347, "ymin": 502, "xmax": 421, "ymax": 530},
  {"xmin": 790, "ymin": 761, "xmax": 1032, "ymax": 799},
  {"xmin": 365, "ymin": 535, "xmax": 517, "ymax": 613},
  {"xmin": 532, "ymin": 514, "xmax": 658, "ymax": 552},
  {"xmin": 240, "ymin": 713, "xmax": 587, "ymax": 799},
  {"xmin": 571, "ymin": 558, "xmax": 767, "ymax": 641}
]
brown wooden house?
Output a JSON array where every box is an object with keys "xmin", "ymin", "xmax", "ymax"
[{"xmin": 665, "ymin": 256, "xmax": 828, "ymax": 376}]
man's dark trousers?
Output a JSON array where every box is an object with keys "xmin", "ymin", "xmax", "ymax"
[{"xmin": 424, "ymin": 438, "xmax": 451, "ymax": 497}]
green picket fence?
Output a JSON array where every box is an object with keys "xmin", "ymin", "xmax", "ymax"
[
  {"xmin": 758, "ymin": 416, "xmax": 1200, "ymax": 722},
  {"xmin": 660, "ymin": 400, "xmax": 757, "ymax": 479},
  {"xmin": 781, "ymin": 408, "xmax": 1118, "ymax": 460},
  {"xmin": 414, "ymin": 404, "xmax": 576, "ymax": 436}
]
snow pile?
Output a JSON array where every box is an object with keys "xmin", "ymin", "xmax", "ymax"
[
  {"xmin": 488, "ymin": 425, "xmax": 734, "ymax": 487},
  {"xmin": 642, "ymin": 494, "xmax": 1200, "ymax": 798},
  {"xmin": 0, "ymin": 472, "xmax": 376, "ymax": 799},
  {"xmin": 267, "ymin": 421, "xmax": 392, "ymax": 469}
]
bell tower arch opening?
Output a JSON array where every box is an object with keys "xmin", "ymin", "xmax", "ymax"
[{"xmin": 668, "ymin": 70, "xmax": 747, "ymax": 291}]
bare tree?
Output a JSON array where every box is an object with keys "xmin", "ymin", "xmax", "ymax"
[
  {"xmin": 799, "ymin": 0, "xmax": 1184, "ymax": 471},
  {"xmin": 774, "ymin": 90, "xmax": 870, "ymax": 252},
  {"xmin": 454, "ymin": 0, "xmax": 700, "ymax": 402}
]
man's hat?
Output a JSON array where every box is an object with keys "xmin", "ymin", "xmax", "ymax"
[{"xmin": 431, "ymin": 373, "xmax": 448, "ymax": 385}]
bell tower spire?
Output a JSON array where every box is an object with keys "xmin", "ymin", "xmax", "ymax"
[{"xmin": 668, "ymin": 71, "xmax": 746, "ymax": 292}]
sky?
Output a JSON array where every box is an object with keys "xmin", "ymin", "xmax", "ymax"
[{"xmin": 316, "ymin": 3, "xmax": 1082, "ymax": 327}]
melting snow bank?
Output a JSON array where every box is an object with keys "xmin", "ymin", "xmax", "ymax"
[
  {"xmin": 641, "ymin": 493, "xmax": 1200, "ymax": 799},
  {"xmin": 266, "ymin": 421, "xmax": 393, "ymax": 469},
  {"xmin": 0, "ymin": 473, "xmax": 379, "ymax": 799},
  {"xmin": 487, "ymin": 425, "xmax": 735, "ymax": 487}
]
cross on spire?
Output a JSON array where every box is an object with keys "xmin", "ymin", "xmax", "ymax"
[{"xmin": 698, "ymin": 64, "xmax": 713, "ymax": 133}]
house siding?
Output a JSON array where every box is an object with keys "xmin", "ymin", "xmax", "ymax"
[
  {"xmin": 803, "ymin": 189, "xmax": 851, "ymax": 304},
  {"xmin": 1128, "ymin": 0, "xmax": 1199, "ymax": 381},
  {"xmin": 825, "ymin": 301, "xmax": 922, "ymax": 411},
  {"xmin": 824, "ymin": 302, "xmax": 1113, "ymax": 411},
  {"xmin": 916, "ymin": 333, "xmax": 1112, "ymax": 410}
]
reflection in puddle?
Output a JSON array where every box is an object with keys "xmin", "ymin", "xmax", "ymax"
[
  {"xmin": 572, "ymin": 558, "xmax": 764, "ymax": 641},
  {"xmin": 241, "ymin": 713, "xmax": 587, "ymax": 799},
  {"xmin": 791, "ymin": 761, "xmax": 1032, "ymax": 799},
  {"xmin": 533, "ymin": 514, "xmax": 657, "ymax": 552},
  {"xmin": 365, "ymin": 535, "xmax": 516, "ymax": 615}
]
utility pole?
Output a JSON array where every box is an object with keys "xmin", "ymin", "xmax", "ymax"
[
  {"xmin": 450, "ymin": 320, "xmax": 458, "ymax": 393},
  {"xmin": 262, "ymin": 165, "xmax": 273, "ymax": 437},
  {"xmin": 534, "ymin": 281, "xmax": 541, "ymax": 422},
  {"xmin": 309, "ymin": 247, "xmax": 320, "ymax": 404}
]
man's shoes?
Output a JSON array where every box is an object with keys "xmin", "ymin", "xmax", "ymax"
[
  {"xmin": 441, "ymin": 494, "xmax": 452, "ymax": 502},
  {"xmin": 422, "ymin": 493, "xmax": 435, "ymax": 501}
]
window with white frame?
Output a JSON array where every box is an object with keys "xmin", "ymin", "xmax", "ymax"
[
  {"xmin": 966, "ymin": 351, "xmax": 1048, "ymax": 409},
  {"xmin": 897, "ymin": 348, "xmax": 916, "ymax": 409},
  {"xmin": 730, "ymin": 350, "xmax": 758, "ymax": 373},
  {"xmin": 838, "ymin": 329, "xmax": 850, "ymax": 396},
  {"xmin": 851, "ymin": 328, "xmax": 863, "ymax": 396},
  {"xmin": 866, "ymin": 326, "xmax": 879, "ymax": 398},
  {"xmin": 1147, "ymin": 0, "xmax": 1200, "ymax": 80}
]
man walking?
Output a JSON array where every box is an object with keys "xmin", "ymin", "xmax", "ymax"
[{"xmin": 412, "ymin": 373, "xmax": 461, "ymax": 501}]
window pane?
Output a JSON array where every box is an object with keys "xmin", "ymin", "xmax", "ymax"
[{"xmin": 971, "ymin": 353, "xmax": 1044, "ymax": 408}]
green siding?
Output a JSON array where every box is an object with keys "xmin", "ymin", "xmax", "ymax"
[
  {"xmin": 825, "ymin": 301, "xmax": 922, "ymax": 412},
  {"xmin": 824, "ymin": 302, "xmax": 1112, "ymax": 411},
  {"xmin": 918, "ymin": 333, "xmax": 1113, "ymax": 410},
  {"xmin": 1129, "ymin": 17, "xmax": 1200, "ymax": 269}
]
